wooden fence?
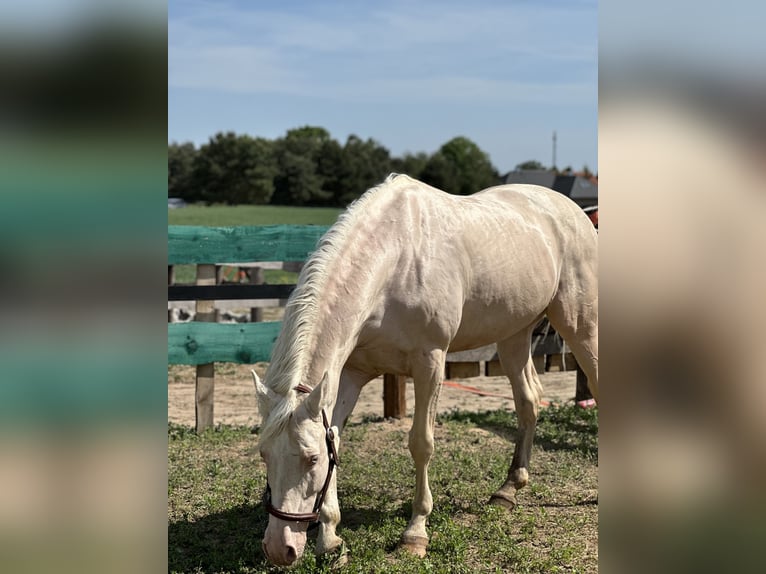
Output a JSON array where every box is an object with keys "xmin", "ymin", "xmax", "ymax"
[{"xmin": 168, "ymin": 225, "xmax": 576, "ymax": 431}]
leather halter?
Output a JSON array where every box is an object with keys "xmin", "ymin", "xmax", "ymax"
[{"xmin": 262, "ymin": 384, "xmax": 340, "ymax": 525}]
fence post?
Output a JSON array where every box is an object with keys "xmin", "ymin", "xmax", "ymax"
[
  {"xmin": 383, "ymin": 374, "xmax": 406, "ymax": 418},
  {"xmin": 249, "ymin": 266, "xmax": 264, "ymax": 323},
  {"xmin": 167, "ymin": 265, "xmax": 174, "ymax": 323},
  {"xmin": 195, "ymin": 264, "xmax": 217, "ymax": 432}
]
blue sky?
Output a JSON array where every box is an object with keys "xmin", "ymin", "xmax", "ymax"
[{"xmin": 168, "ymin": 0, "xmax": 597, "ymax": 175}]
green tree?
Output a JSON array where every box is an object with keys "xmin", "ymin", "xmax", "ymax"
[
  {"xmin": 315, "ymin": 138, "xmax": 344, "ymax": 204},
  {"xmin": 168, "ymin": 141, "xmax": 198, "ymax": 201},
  {"xmin": 274, "ymin": 151, "xmax": 325, "ymax": 205},
  {"xmin": 328, "ymin": 135, "xmax": 392, "ymax": 206},
  {"xmin": 272, "ymin": 126, "xmax": 335, "ymax": 205},
  {"xmin": 420, "ymin": 151, "xmax": 459, "ymax": 193},
  {"xmin": 316, "ymin": 138, "xmax": 343, "ymax": 187},
  {"xmin": 192, "ymin": 132, "xmax": 276, "ymax": 204},
  {"xmin": 516, "ymin": 160, "xmax": 547, "ymax": 170},
  {"xmin": 391, "ymin": 152, "xmax": 429, "ymax": 180},
  {"xmin": 421, "ymin": 136, "xmax": 498, "ymax": 195}
]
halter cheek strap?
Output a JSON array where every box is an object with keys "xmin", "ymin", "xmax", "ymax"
[{"xmin": 262, "ymin": 385, "xmax": 340, "ymax": 525}]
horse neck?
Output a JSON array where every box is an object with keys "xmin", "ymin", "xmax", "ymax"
[
  {"xmin": 300, "ymin": 279, "xmax": 376, "ymax": 401},
  {"xmin": 277, "ymin": 260, "xmax": 382, "ymax": 408},
  {"xmin": 272, "ymin": 184, "xmax": 401, "ymax": 405}
]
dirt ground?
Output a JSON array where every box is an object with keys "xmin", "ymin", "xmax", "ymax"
[{"xmin": 168, "ymin": 363, "xmax": 579, "ymax": 428}]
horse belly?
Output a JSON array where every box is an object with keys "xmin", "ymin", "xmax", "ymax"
[
  {"xmin": 449, "ymin": 300, "xmax": 544, "ymax": 352},
  {"xmin": 449, "ymin": 259, "xmax": 557, "ymax": 351},
  {"xmin": 345, "ymin": 345, "xmax": 411, "ymax": 376},
  {"xmin": 347, "ymin": 301, "xmax": 461, "ymax": 375}
]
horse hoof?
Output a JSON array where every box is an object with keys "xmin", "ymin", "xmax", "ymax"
[
  {"xmin": 399, "ymin": 534, "xmax": 429, "ymax": 557},
  {"xmin": 318, "ymin": 542, "xmax": 348, "ymax": 569},
  {"xmin": 330, "ymin": 551, "xmax": 348, "ymax": 569},
  {"xmin": 489, "ymin": 492, "xmax": 517, "ymax": 511}
]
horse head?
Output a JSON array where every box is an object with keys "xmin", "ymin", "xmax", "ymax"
[{"xmin": 253, "ymin": 371, "xmax": 339, "ymax": 566}]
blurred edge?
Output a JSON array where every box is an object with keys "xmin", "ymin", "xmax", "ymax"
[
  {"xmin": 0, "ymin": 3, "xmax": 167, "ymax": 574},
  {"xmin": 600, "ymin": 2, "xmax": 766, "ymax": 573},
  {"xmin": 2, "ymin": 1, "xmax": 765, "ymax": 573}
]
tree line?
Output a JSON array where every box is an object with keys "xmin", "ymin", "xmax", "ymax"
[{"xmin": 168, "ymin": 127, "xmax": 503, "ymax": 207}]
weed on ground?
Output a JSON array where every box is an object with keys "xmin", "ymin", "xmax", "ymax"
[{"xmin": 168, "ymin": 405, "xmax": 597, "ymax": 573}]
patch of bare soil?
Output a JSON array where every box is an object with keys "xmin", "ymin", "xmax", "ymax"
[{"xmin": 168, "ymin": 363, "xmax": 578, "ymax": 427}]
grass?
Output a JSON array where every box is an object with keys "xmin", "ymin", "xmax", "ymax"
[
  {"xmin": 168, "ymin": 204, "xmax": 344, "ymax": 227},
  {"xmin": 168, "ymin": 404, "xmax": 598, "ymax": 573}
]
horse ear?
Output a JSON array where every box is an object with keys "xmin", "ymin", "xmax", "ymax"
[
  {"xmin": 252, "ymin": 370, "xmax": 273, "ymax": 415},
  {"xmin": 304, "ymin": 372, "xmax": 329, "ymax": 419}
]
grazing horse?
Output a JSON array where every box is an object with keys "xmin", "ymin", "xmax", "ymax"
[{"xmin": 254, "ymin": 174, "xmax": 598, "ymax": 566}]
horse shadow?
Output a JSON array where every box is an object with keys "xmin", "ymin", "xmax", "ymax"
[
  {"xmin": 168, "ymin": 503, "xmax": 267, "ymax": 573},
  {"xmin": 168, "ymin": 501, "xmax": 395, "ymax": 572},
  {"xmin": 437, "ymin": 406, "xmax": 598, "ymax": 459}
]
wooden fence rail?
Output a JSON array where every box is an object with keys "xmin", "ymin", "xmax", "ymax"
[
  {"xmin": 169, "ymin": 225, "xmax": 328, "ymax": 432},
  {"xmin": 168, "ymin": 225, "xmax": 577, "ymax": 431},
  {"xmin": 168, "ymin": 322, "xmax": 282, "ymax": 365}
]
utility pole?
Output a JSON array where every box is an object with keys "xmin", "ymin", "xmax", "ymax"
[{"xmin": 552, "ymin": 130, "xmax": 557, "ymax": 171}]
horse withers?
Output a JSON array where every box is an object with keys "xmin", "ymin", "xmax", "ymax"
[{"xmin": 254, "ymin": 174, "xmax": 598, "ymax": 565}]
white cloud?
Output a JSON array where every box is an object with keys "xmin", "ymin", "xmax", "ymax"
[
  {"xmin": 169, "ymin": 0, "xmax": 596, "ymax": 99},
  {"xmin": 320, "ymin": 75, "xmax": 594, "ymax": 106},
  {"xmin": 371, "ymin": 2, "xmax": 595, "ymax": 62},
  {"xmin": 168, "ymin": 44, "xmax": 299, "ymax": 93}
]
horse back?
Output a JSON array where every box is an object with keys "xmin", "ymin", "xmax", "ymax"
[{"xmin": 353, "ymin": 180, "xmax": 594, "ymax": 357}]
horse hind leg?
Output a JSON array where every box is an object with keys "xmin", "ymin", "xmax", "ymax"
[
  {"xmin": 400, "ymin": 347, "xmax": 446, "ymax": 557},
  {"xmin": 489, "ymin": 328, "xmax": 543, "ymax": 510},
  {"xmin": 546, "ymin": 283, "xmax": 599, "ymax": 402}
]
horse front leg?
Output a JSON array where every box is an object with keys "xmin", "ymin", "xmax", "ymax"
[
  {"xmin": 400, "ymin": 349, "xmax": 445, "ymax": 557},
  {"xmin": 316, "ymin": 367, "xmax": 374, "ymax": 561},
  {"xmin": 316, "ymin": 473, "xmax": 344, "ymax": 558},
  {"xmin": 490, "ymin": 330, "xmax": 541, "ymax": 509}
]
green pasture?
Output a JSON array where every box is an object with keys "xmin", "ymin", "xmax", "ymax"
[{"xmin": 168, "ymin": 405, "xmax": 598, "ymax": 573}]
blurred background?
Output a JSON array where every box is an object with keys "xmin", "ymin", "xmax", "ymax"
[
  {"xmin": 0, "ymin": 0, "xmax": 764, "ymax": 572},
  {"xmin": 0, "ymin": 1, "xmax": 166, "ymax": 573},
  {"xmin": 600, "ymin": 1, "xmax": 765, "ymax": 572}
]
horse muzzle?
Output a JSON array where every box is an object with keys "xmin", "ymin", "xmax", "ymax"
[
  {"xmin": 261, "ymin": 525, "xmax": 306, "ymax": 566},
  {"xmin": 262, "ymin": 540, "xmax": 299, "ymax": 567},
  {"xmin": 262, "ymin": 521, "xmax": 307, "ymax": 566}
]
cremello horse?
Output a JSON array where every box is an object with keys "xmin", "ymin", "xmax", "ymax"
[{"xmin": 254, "ymin": 174, "xmax": 598, "ymax": 566}]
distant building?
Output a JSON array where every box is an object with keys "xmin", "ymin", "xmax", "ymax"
[{"xmin": 501, "ymin": 169, "xmax": 597, "ymax": 208}]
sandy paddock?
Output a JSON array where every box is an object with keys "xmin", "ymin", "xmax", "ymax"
[{"xmin": 168, "ymin": 363, "xmax": 579, "ymax": 428}]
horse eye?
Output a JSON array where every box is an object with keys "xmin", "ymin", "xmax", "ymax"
[{"xmin": 309, "ymin": 455, "xmax": 319, "ymax": 466}]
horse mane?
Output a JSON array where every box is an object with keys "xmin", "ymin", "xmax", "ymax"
[{"xmin": 259, "ymin": 173, "xmax": 408, "ymax": 441}]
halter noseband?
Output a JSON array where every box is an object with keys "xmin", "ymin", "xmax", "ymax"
[{"xmin": 262, "ymin": 384, "xmax": 340, "ymax": 525}]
